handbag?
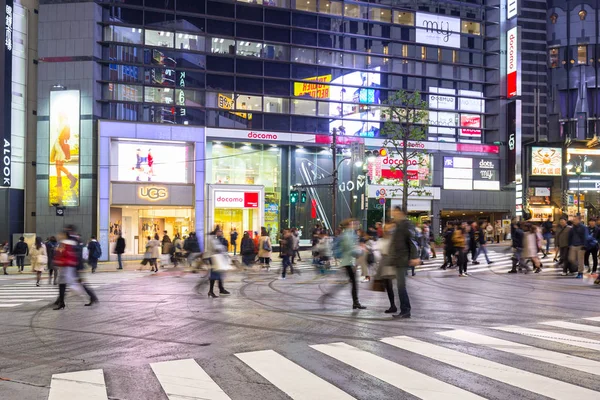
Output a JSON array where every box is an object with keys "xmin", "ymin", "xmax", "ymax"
[
  {"xmin": 370, "ymin": 279, "xmax": 386, "ymax": 292},
  {"xmin": 37, "ymin": 254, "xmax": 48, "ymax": 266},
  {"xmin": 262, "ymin": 238, "xmax": 272, "ymax": 252},
  {"xmin": 379, "ymin": 265, "xmax": 396, "ymax": 279},
  {"xmin": 211, "ymin": 253, "xmax": 233, "ymax": 271}
]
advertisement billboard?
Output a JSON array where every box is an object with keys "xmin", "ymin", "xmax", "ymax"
[
  {"xmin": 458, "ymin": 90, "xmax": 484, "ymax": 113},
  {"xmin": 293, "ymin": 75, "xmax": 331, "ymax": 99},
  {"xmin": 507, "ymin": 0, "xmax": 519, "ymax": 19},
  {"xmin": 415, "ymin": 13, "xmax": 461, "ymax": 49},
  {"xmin": 428, "ymin": 87, "xmax": 456, "ymax": 110},
  {"xmin": 49, "ymin": 90, "xmax": 80, "ymax": 206},
  {"xmin": 0, "ymin": 0, "xmax": 13, "ymax": 187},
  {"xmin": 460, "ymin": 114, "xmax": 482, "ymax": 137},
  {"xmin": 443, "ymin": 156, "xmax": 500, "ymax": 190},
  {"xmin": 114, "ymin": 141, "xmax": 190, "ymax": 184},
  {"xmin": 428, "ymin": 112, "xmax": 457, "ymax": 137},
  {"xmin": 328, "ymin": 68, "xmax": 381, "ymax": 137},
  {"xmin": 531, "ymin": 147, "xmax": 562, "ymax": 176},
  {"xmin": 507, "ymin": 26, "xmax": 520, "ymax": 99}
]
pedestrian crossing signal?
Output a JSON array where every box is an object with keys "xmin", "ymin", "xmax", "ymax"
[
  {"xmin": 301, "ymin": 191, "xmax": 307, "ymax": 203},
  {"xmin": 290, "ymin": 190, "xmax": 299, "ymax": 203}
]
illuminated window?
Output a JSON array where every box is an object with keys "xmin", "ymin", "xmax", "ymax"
[
  {"xmin": 370, "ymin": 7, "xmax": 391, "ymax": 22},
  {"xmin": 264, "ymin": 97, "xmax": 289, "ymax": 113},
  {"xmin": 579, "ymin": 10, "xmax": 587, "ymax": 20},
  {"xmin": 104, "ymin": 26, "xmax": 142, "ymax": 44},
  {"xmin": 401, "ymin": 44, "xmax": 408, "ymax": 64},
  {"xmin": 421, "ymin": 46, "xmax": 426, "ymax": 60},
  {"xmin": 176, "ymin": 33, "xmax": 204, "ymax": 51},
  {"xmin": 236, "ymin": 95, "xmax": 263, "ymax": 112},
  {"xmin": 393, "ymin": 10, "xmax": 414, "ymax": 26},
  {"xmin": 319, "ymin": 0, "xmax": 342, "ymax": 16},
  {"xmin": 438, "ymin": 48, "xmax": 442, "ymax": 62},
  {"xmin": 210, "ymin": 37, "xmax": 236, "ymax": 54},
  {"xmin": 549, "ymin": 48, "xmax": 559, "ymax": 68},
  {"xmin": 578, "ymin": 45, "xmax": 587, "ymax": 64},
  {"xmin": 452, "ymin": 50, "xmax": 458, "ymax": 63},
  {"xmin": 461, "ymin": 21, "xmax": 481, "ymax": 35},
  {"xmin": 293, "ymin": 0, "xmax": 316, "ymax": 12},
  {"xmin": 145, "ymin": 30, "xmax": 174, "ymax": 48},
  {"xmin": 550, "ymin": 13, "xmax": 558, "ymax": 24},
  {"xmin": 344, "ymin": 4, "xmax": 360, "ymax": 18}
]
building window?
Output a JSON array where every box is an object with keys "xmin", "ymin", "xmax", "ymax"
[
  {"xmin": 438, "ymin": 48, "xmax": 442, "ymax": 62},
  {"xmin": 145, "ymin": 30, "xmax": 174, "ymax": 48},
  {"xmin": 344, "ymin": 4, "xmax": 361, "ymax": 19},
  {"xmin": 393, "ymin": 10, "xmax": 414, "ymax": 26},
  {"xmin": 291, "ymin": 99, "xmax": 316, "ymax": 115},
  {"xmin": 293, "ymin": 0, "xmax": 316, "ymax": 12},
  {"xmin": 236, "ymin": 94, "xmax": 263, "ymax": 112},
  {"xmin": 291, "ymin": 47, "xmax": 316, "ymax": 64},
  {"xmin": 549, "ymin": 48, "xmax": 559, "ymax": 68},
  {"xmin": 319, "ymin": 0, "xmax": 342, "ymax": 16},
  {"xmin": 421, "ymin": 46, "xmax": 426, "ymax": 60},
  {"xmin": 578, "ymin": 45, "xmax": 587, "ymax": 64},
  {"xmin": 579, "ymin": 10, "xmax": 587, "ymax": 20},
  {"xmin": 370, "ymin": 7, "xmax": 391, "ymax": 22},
  {"xmin": 550, "ymin": 13, "xmax": 558, "ymax": 24},
  {"xmin": 104, "ymin": 26, "xmax": 142, "ymax": 44},
  {"xmin": 104, "ymin": 83, "xmax": 143, "ymax": 102},
  {"xmin": 264, "ymin": 96, "xmax": 289, "ymax": 113},
  {"xmin": 176, "ymin": 33, "xmax": 204, "ymax": 51},
  {"xmin": 461, "ymin": 21, "xmax": 481, "ymax": 35},
  {"xmin": 144, "ymin": 86, "xmax": 175, "ymax": 104},
  {"xmin": 210, "ymin": 38, "xmax": 236, "ymax": 55},
  {"xmin": 452, "ymin": 50, "xmax": 458, "ymax": 63}
]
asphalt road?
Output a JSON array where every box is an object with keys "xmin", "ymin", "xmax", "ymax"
[{"xmin": 1, "ymin": 250, "xmax": 600, "ymax": 400}]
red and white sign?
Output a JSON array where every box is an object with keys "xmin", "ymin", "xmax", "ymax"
[
  {"xmin": 460, "ymin": 114, "xmax": 482, "ymax": 136},
  {"xmin": 214, "ymin": 191, "xmax": 259, "ymax": 208},
  {"xmin": 206, "ymin": 128, "xmax": 316, "ymax": 144},
  {"xmin": 507, "ymin": 26, "xmax": 519, "ymax": 99},
  {"xmin": 370, "ymin": 155, "xmax": 431, "ymax": 181}
]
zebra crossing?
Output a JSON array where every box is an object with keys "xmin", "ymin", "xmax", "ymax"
[
  {"xmin": 0, "ymin": 272, "xmax": 142, "ymax": 309},
  {"xmin": 46, "ymin": 315, "xmax": 600, "ymax": 399},
  {"xmin": 417, "ymin": 249, "xmax": 562, "ymax": 274}
]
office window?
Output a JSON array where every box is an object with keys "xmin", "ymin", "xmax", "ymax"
[
  {"xmin": 549, "ymin": 48, "xmax": 559, "ymax": 68},
  {"xmin": 344, "ymin": 4, "xmax": 360, "ymax": 18},
  {"xmin": 236, "ymin": 94, "xmax": 263, "ymax": 111},
  {"xmin": 263, "ymin": 44, "xmax": 289, "ymax": 60},
  {"xmin": 144, "ymin": 86, "xmax": 175, "ymax": 104},
  {"xmin": 317, "ymin": 50, "xmax": 343, "ymax": 66},
  {"xmin": 421, "ymin": 46, "xmax": 426, "ymax": 60},
  {"xmin": 104, "ymin": 83, "xmax": 143, "ymax": 102},
  {"xmin": 145, "ymin": 30, "xmax": 175, "ymax": 48},
  {"xmin": 393, "ymin": 10, "xmax": 414, "ymax": 26},
  {"xmin": 578, "ymin": 45, "xmax": 587, "ymax": 64},
  {"xmin": 461, "ymin": 21, "xmax": 481, "ymax": 35},
  {"xmin": 237, "ymin": 41, "xmax": 264, "ymax": 57},
  {"xmin": 291, "ymin": 99, "xmax": 316, "ymax": 115},
  {"xmin": 438, "ymin": 48, "xmax": 442, "ymax": 62},
  {"xmin": 320, "ymin": 0, "xmax": 342, "ymax": 16},
  {"xmin": 104, "ymin": 26, "xmax": 142, "ymax": 44},
  {"xmin": 176, "ymin": 33, "xmax": 204, "ymax": 51},
  {"xmin": 210, "ymin": 38, "xmax": 236, "ymax": 55},
  {"xmin": 343, "ymin": 53, "xmax": 366, "ymax": 69},
  {"xmin": 264, "ymin": 96, "xmax": 290, "ymax": 113},
  {"xmin": 370, "ymin": 7, "xmax": 392, "ymax": 22},
  {"xmin": 292, "ymin": 47, "xmax": 316, "ymax": 64},
  {"xmin": 176, "ymin": 89, "xmax": 204, "ymax": 107},
  {"xmin": 293, "ymin": 0, "xmax": 316, "ymax": 12},
  {"xmin": 452, "ymin": 50, "xmax": 458, "ymax": 63}
]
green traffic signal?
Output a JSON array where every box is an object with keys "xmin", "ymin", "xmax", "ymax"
[
  {"xmin": 290, "ymin": 190, "xmax": 298, "ymax": 203},
  {"xmin": 301, "ymin": 191, "xmax": 307, "ymax": 203}
]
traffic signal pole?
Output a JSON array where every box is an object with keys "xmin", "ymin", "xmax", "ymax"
[{"xmin": 331, "ymin": 128, "xmax": 338, "ymax": 232}]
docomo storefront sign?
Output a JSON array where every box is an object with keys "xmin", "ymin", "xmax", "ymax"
[
  {"xmin": 507, "ymin": 26, "xmax": 520, "ymax": 99},
  {"xmin": 214, "ymin": 191, "xmax": 259, "ymax": 208},
  {"xmin": 368, "ymin": 185, "xmax": 441, "ymax": 200},
  {"xmin": 207, "ymin": 128, "xmax": 315, "ymax": 144}
]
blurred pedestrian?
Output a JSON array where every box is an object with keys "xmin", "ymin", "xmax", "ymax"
[
  {"xmin": 476, "ymin": 221, "xmax": 493, "ymax": 264},
  {"xmin": 522, "ymin": 223, "xmax": 542, "ymax": 273},
  {"xmin": 161, "ymin": 231, "xmax": 172, "ymax": 267},
  {"xmin": 205, "ymin": 227, "xmax": 230, "ymax": 298},
  {"xmin": 230, "ymin": 227, "xmax": 239, "ymax": 256},
  {"xmin": 390, "ymin": 207, "xmax": 419, "ymax": 318},
  {"xmin": 375, "ymin": 222, "xmax": 397, "ymax": 313},
  {"xmin": 336, "ymin": 219, "xmax": 365, "ymax": 309},
  {"xmin": 555, "ymin": 217, "xmax": 571, "ymax": 274},
  {"xmin": 87, "ymin": 235, "xmax": 102, "ymax": 273},
  {"xmin": 52, "ymin": 228, "xmax": 79, "ymax": 310},
  {"xmin": 240, "ymin": 232, "xmax": 255, "ymax": 267},
  {"xmin": 258, "ymin": 227, "xmax": 272, "ymax": 270},
  {"xmin": 441, "ymin": 224, "xmax": 455, "ymax": 270},
  {"xmin": 114, "ymin": 233, "xmax": 125, "ymax": 270},
  {"xmin": 453, "ymin": 224, "xmax": 469, "ymax": 277},
  {"xmin": 291, "ymin": 227, "xmax": 301, "ymax": 264},
  {"xmin": 280, "ymin": 229, "xmax": 294, "ymax": 279},
  {"xmin": 12, "ymin": 236, "xmax": 28, "ymax": 273},
  {"xmin": 585, "ymin": 218, "xmax": 600, "ymax": 273},
  {"xmin": 30, "ymin": 237, "xmax": 47, "ymax": 286},
  {"xmin": 568, "ymin": 216, "xmax": 588, "ymax": 279},
  {"xmin": 184, "ymin": 232, "xmax": 202, "ymax": 268},
  {"xmin": 149, "ymin": 234, "xmax": 161, "ymax": 272},
  {"xmin": 0, "ymin": 241, "xmax": 10, "ymax": 275},
  {"xmin": 508, "ymin": 221, "xmax": 524, "ymax": 273},
  {"xmin": 46, "ymin": 237, "xmax": 58, "ymax": 284},
  {"xmin": 541, "ymin": 216, "xmax": 553, "ymax": 258}
]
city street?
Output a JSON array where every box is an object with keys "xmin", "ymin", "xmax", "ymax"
[{"xmin": 1, "ymin": 249, "xmax": 600, "ymax": 399}]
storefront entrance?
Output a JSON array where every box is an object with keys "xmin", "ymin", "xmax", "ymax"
[{"xmin": 110, "ymin": 206, "xmax": 195, "ymax": 254}]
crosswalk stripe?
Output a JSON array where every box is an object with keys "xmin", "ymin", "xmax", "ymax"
[
  {"xmin": 540, "ymin": 320, "xmax": 600, "ymax": 334},
  {"xmin": 0, "ymin": 294, "xmax": 55, "ymax": 298},
  {"xmin": 48, "ymin": 369, "xmax": 108, "ymax": 400},
  {"xmin": 236, "ymin": 349, "xmax": 355, "ymax": 400},
  {"xmin": 381, "ymin": 336, "xmax": 599, "ymax": 400},
  {"xmin": 438, "ymin": 329, "xmax": 600, "ymax": 376},
  {"xmin": 311, "ymin": 342, "xmax": 485, "ymax": 400},
  {"xmin": 0, "ymin": 304, "xmax": 20, "ymax": 307},
  {"xmin": 584, "ymin": 316, "xmax": 600, "ymax": 322},
  {"xmin": 150, "ymin": 358, "xmax": 231, "ymax": 400},
  {"xmin": 493, "ymin": 326, "xmax": 600, "ymax": 352},
  {"xmin": 0, "ymin": 299, "xmax": 46, "ymax": 303}
]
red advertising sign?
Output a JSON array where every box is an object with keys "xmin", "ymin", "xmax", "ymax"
[
  {"xmin": 507, "ymin": 26, "xmax": 519, "ymax": 98},
  {"xmin": 460, "ymin": 114, "xmax": 481, "ymax": 136},
  {"xmin": 243, "ymin": 192, "xmax": 259, "ymax": 208}
]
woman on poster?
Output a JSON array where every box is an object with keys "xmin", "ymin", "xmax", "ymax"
[{"xmin": 50, "ymin": 113, "xmax": 78, "ymax": 189}]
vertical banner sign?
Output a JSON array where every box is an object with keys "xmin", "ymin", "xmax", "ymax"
[
  {"xmin": 49, "ymin": 90, "xmax": 80, "ymax": 206},
  {"xmin": 0, "ymin": 0, "xmax": 13, "ymax": 187},
  {"xmin": 506, "ymin": 26, "xmax": 520, "ymax": 99},
  {"xmin": 507, "ymin": 0, "xmax": 518, "ymax": 19}
]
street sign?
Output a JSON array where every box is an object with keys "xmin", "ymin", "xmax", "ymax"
[
  {"xmin": 379, "ymin": 198, "xmax": 385, "ymax": 205},
  {"xmin": 379, "ymin": 188, "xmax": 386, "ymax": 196}
]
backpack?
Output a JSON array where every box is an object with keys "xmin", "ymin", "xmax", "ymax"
[
  {"xmin": 585, "ymin": 234, "xmax": 598, "ymax": 251},
  {"xmin": 262, "ymin": 237, "xmax": 272, "ymax": 252},
  {"xmin": 90, "ymin": 242, "xmax": 102, "ymax": 259}
]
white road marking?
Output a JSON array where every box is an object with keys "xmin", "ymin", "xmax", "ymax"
[
  {"xmin": 540, "ymin": 320, "xmax": 600, "ymax": 334},
  {"xmin": 311, "ymin": 342, "xmax": 484, "ymax": 400},
  {"xmin": 438, "ymin": 329, "xmax": 600, "ymax": 376},
  {"xmin": 151, "ymin": 358, "xmax": 231, "ymax": 400},
  {"xmin": 236, "ymin": 349, "xmax": 355, "ymax": 400},
  {"xmin": 493, "ymin": 326, "xmax": 600, "ymax": 352},
  {"xmin": 48, "ymin": 369, "xmax": 108, "ymax": 400},
  {"xmin": 0, "ymin": 304, "xmax": 20, "ymax": 307},
  {"xmin": 584, "ymin": 316, "xmax": 600, "ymax": 322},
  {"xmin": 382, "ymin": 336, "xmax": 599, "ymax": 400}
]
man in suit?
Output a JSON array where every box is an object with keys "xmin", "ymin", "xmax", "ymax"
[{"xmin": 390, "ymin": 206, "xmax": 420, "ymax": 319}]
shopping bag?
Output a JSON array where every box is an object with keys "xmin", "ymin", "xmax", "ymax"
[{"xmin": 370, "ymin": 279, "xmax": 386, "ymax": 292}]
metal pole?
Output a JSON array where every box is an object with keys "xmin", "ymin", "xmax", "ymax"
[
  {"xmin": 331, "ymin": 128, "xmax": 338, "ymax": 233},
  {"xmin": 577, "ymin": 173, "xmax": 581, "ymax": 217}
]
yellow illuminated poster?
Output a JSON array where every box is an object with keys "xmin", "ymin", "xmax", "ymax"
[
  {"xmin": 49, "ymin": 90, "xmax": 80, "ymax": 206},
  {"xmin": 218, "ymin": 93, "xmax": 252, "ymax": 120},
  {"xmin": 293, "ymin": 74, "xmax": 332, "ymax": 99}
]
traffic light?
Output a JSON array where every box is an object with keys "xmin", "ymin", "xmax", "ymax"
[
  {"xmin": 300, "ymin": 191, "xmax": 307, "ymax": 203},
  {"xmin": 290, "ymin": 190, "xmax": 299, "ymax": 203},
  {"xmin": 366, "ymin": 148, "xmax": 388, "ymax": 158}
]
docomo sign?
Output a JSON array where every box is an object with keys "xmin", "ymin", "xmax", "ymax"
[
  {"xmin": 507, "ymin": 26, "xmax": 520, "ymax": 99},
  {"xmin": 214, "ymin": 191, "xmax": 259, "ymax": 208}
]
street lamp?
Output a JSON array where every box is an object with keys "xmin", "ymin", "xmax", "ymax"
[{"xmin": 566, "ymin": 156, "xmax": 593, "ymax": 216}]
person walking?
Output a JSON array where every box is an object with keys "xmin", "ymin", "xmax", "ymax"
[
  {"xmin": 205, "ymin": 227, "xmax": 230, "ymax": 298},
  {"xmin": 0, "ymin": 241, "xmax": 10, "ymax": 275},
  {"xmin": 30, "ymin": 237, "xmax": 48, "ymax": 286},
  {"xmin": 114, "ymin": 234, "xmax": 126, "ymax": 270},
  {"xmin": 568, "ymin": 216, "xmax": 588, "ymax": 279},
  {"xmin": 184, "ymin": 232, "xmax": 202, "ymax": 268},
  {"xmin": 161, "ymin": 231, "xmax": 172, "ymax": 267},
  {"xmin": 149, "ymin": 234, "xmax": 161, "ymax": 272},
  {"xmin": 240, "ymin": 231, "xmax": 256, "ymax": 267},
  {"xmin": 230, "ymin": 228, "xmax": 239, "ymax": 256},
  {"xmin": 291, "ymin": 228, "xmax": 301, "ymax": 264},
  {"xmin": 541, "ymin": 216, "xmax": 553, "ymax": 258},
  {"xmin": 390, "ymin": 207, "xmax": 419, "ymax": 318},
  {"xmin": 52, "ymin": 228, "xmax": 80, "ymax": 310},
  {"xmin": 476, "ymin": 222, "xmax": 493, "ymax": 265},
  {"xmin": 12, "ymin": 236, "xmax": 28, "ymax": 273},
  {"xmin": 585, "ymin": 218, "xmax": 600, "ymax": 273},
  {"xmin": 453, "ymin": 225, "xmax": 469, "ymax": 276},
  {"xmin": 555, "ymin": 217, "xmax": 571, "ymax": 275},
  {"xmin": 87, "ymin": 236, "xmax": 102, "ymax": 273},
  {"xmin": 425, "ymin": 222, "xmax": 437, "ymax": 259},
  {"xmin": 258, "ymin": 227, "xmax": 272, "ymax": 271},
  {"xmin": 441, "ymin": 224, "xmax": 455, "ymax": 270},
  {"xmin": 508, "ymin": 222, "xmax": 524, "ymax": 273},
  {"xmin": 375, "ymin": 222, "xmax": 398, "ymax": 314},
  {"xmin": 45, "ymin": 237, "xmax": 58, "ymax": 284},
  {"xmin": 280, "ymin": 229, "xmax": 295, "ymax": 279},
  {"xmin": 522, "ymin": 223, "xmax": 542, "ymax": 273},
  {"xmin": 337, "ymin": 219, "xmax": 365, "ymax": 309},
  {"xmin": 469, "ymin": 222, "xmax": 479, "ymax": 265}
]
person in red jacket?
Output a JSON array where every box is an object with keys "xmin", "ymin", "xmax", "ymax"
[{"xmin": 52, "ymin": 227, "xmax": 80, "ymax": 310}]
